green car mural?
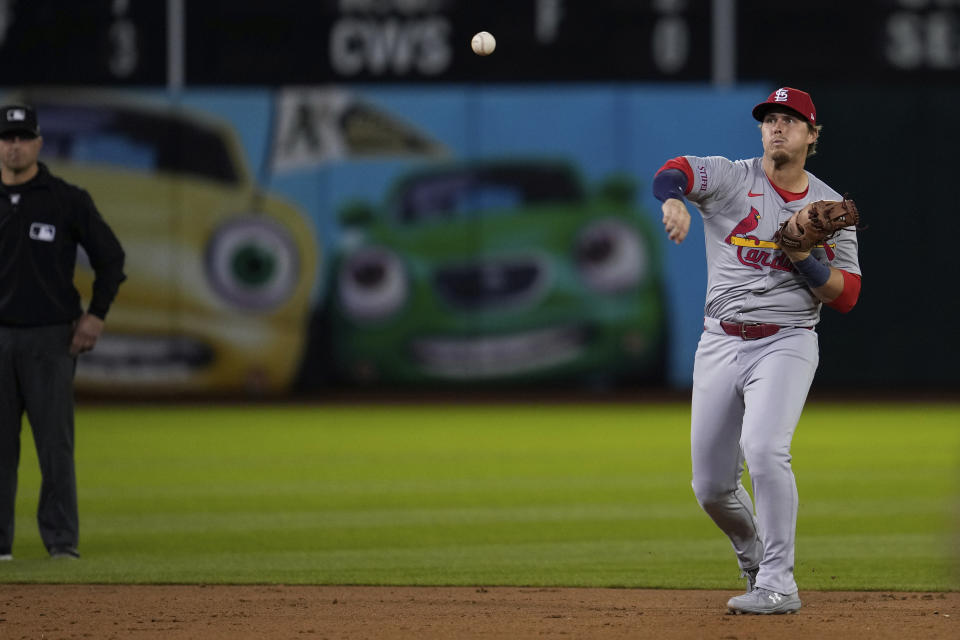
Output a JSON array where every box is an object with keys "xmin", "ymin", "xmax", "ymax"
[{"xmin": 325, "ymin": 159, "xmax": 668, "ymax": 386}]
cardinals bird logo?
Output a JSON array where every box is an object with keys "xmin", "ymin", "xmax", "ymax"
[{"xmin": 725, "ymin": 207, "xmax": 761, "ymax": 245}]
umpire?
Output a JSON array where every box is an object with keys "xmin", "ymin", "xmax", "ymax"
[{"xmin": 0, "ymin": 104, "xmax": 125, "ymax": 560}]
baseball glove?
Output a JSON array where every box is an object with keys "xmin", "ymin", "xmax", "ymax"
[{"xmin": 775, "ymin": 196, "xmax": 860, "ymax": 252}]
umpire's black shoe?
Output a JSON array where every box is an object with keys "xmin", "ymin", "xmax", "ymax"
[{"xmin": 49, "ymin": 546, "xmax": 80, "ymax": 559}]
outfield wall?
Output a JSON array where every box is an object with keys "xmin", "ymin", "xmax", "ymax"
[{"xmin": 3, "ymin": 84, "xmax": 953, "ymax": 395}]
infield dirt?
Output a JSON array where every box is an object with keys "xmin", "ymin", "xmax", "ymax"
[{"xmin": 0, "ymin": 585, "xmax": 956, "ymax": 639}]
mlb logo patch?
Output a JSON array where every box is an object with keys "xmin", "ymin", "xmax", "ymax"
[
  {"xmin": 29, "ymin": 222, "xmax": 56, "ymax": 242},
  {"xmin": 6, "ymin": 108, "xmax": 26, "ymax": 122}
]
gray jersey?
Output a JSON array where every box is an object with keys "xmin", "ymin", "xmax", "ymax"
[{"xmin": 683, "ymin": 155, "xmax": 860, "ymax": 326}]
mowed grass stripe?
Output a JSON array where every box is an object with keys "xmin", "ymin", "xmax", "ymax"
[
  {"xmin": 4, "ymin": 402, "xmax": 958, "ymax": 589},
  {"xmin": 86, "ymin": 502, "xmax": 702, "ymax": 532}
]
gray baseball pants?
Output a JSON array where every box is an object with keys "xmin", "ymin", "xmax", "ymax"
[{"xmin": 690, "ymin": 317, "xmax": 819, "ymax": 595}]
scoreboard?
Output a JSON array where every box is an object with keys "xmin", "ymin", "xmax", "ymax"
[
  {"xmin": 184, "ymin": 0, "xmax": 712, "ymax": 84},
  {"xmin": 0, "ymin": 1, "xmax": 956, "ymax": 86}
]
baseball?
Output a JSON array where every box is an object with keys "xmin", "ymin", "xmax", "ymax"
[{"xmin": 471, "ymin": 31, "xmax": 496, "ymax": 56}]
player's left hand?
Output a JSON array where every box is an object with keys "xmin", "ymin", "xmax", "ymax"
[{"xmin": 71, "ymin": 313, "xmax": 105, "ymax": 356}]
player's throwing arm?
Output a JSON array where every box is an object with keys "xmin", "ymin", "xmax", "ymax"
[{"xmin": 653, "ymin": 159, "xmax": 694, "ymax": 245}]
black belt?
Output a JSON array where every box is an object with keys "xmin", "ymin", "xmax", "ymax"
[{"xmin": 719, "ymin": 321, "xmax": 811, "ymax": 341}]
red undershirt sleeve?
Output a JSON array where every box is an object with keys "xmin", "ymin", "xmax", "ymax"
[{"xmin": 826, "ymin": 271, "xmax": 861, "ymax": 313}]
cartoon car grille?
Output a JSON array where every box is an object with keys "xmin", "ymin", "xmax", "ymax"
[{"xmin": 410, "ymin": 325, "xmax": 589, "ymax": 379}]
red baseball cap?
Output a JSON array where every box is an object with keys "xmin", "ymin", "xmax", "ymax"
[{"xmin": 752, "ymin": 87, "xmax": 817, "ymax": 126}]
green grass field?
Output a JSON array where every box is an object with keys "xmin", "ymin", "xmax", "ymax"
[{"xmin": 3, "ymin": 402, "xmax": 958, "ymax": 590}]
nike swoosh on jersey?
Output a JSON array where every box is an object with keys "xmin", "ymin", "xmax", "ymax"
[{"xmin": 747, "ymin": 190, "xmax": 763, "ymax": 197}]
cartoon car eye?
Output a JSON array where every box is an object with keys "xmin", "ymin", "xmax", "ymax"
[
  {"xmin": 576, "ymin": 219, "xmax": 647, "ymax": 293},
  {"xmin": 338, "ymin": 246, "xmax": 409, "ymax": 321},
  {"xmin": 205, "ymin": 217, "xmax": 300, "ymax": 310}
]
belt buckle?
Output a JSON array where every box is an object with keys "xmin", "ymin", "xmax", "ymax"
[{"xmin": 740, "ymin": 322, "xmax": 759, "ymax": 340}]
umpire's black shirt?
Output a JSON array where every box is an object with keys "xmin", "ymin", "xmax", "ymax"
[{"xmin": 0, "ymin": 162, "xmax": 125, "ymax": 326}]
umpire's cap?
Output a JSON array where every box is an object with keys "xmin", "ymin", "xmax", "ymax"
[
  {"xmin": 752, "ymin": 88, "xmax": 817, "ymax": 127},
  {"xmin": 0, "ymin": 104, "xmax": 39, "ymax": 137}
]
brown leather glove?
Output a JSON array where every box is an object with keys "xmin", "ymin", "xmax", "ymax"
[{"xmin": 775, "ymin": 197, "xmax": 860, "ymax": 252}]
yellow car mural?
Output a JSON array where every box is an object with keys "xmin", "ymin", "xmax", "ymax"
[{"xmin": 20, "ymin": 92, "xmax": 319, "ymax": 394}]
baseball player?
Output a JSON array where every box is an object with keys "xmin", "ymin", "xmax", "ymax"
[{"xmin": 651, "ymin": 87, "xmax": 861, "ymax": 614}]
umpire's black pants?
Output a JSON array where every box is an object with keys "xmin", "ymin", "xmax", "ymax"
[{"xmin": 0, "ymin": 323, "xmax": 78, "ymax": 554}]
